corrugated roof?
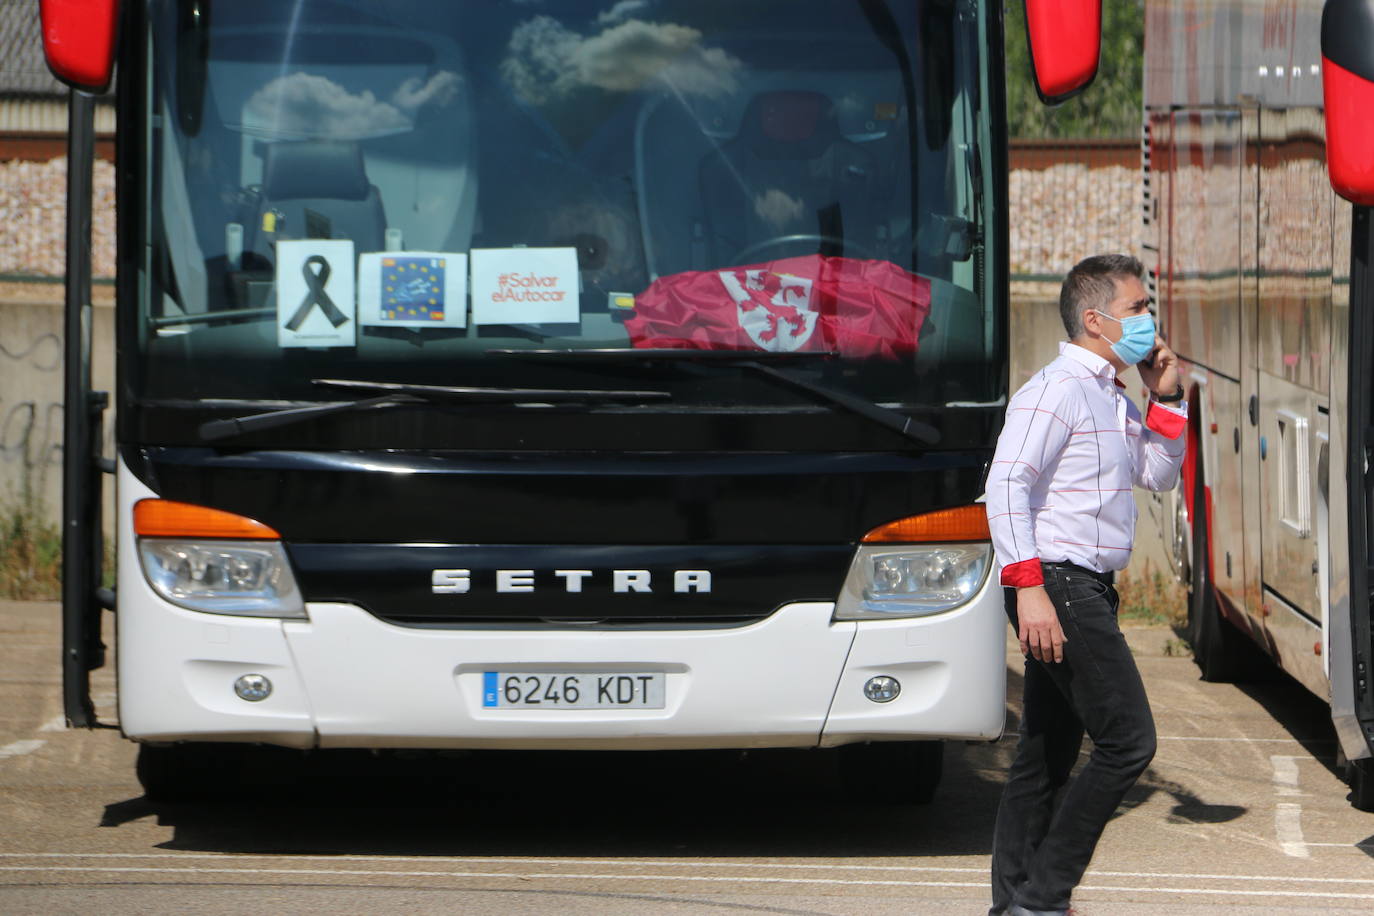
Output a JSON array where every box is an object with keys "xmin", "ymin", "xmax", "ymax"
[{"xmin": 0, "ymin": 1, "xmax": 65, "ymax": 97}]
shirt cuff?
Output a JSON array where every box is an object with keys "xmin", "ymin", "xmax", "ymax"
[
  {"xmin": 1000, "ymin": 558, "xmax": 1044, "ymax": 588},
  {"xmin": 1145, "ymin": 400, "xmax": 1187, "ymax": 440}
]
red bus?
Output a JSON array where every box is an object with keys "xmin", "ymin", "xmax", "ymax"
[{"xmin": 1142, "ymin": 0, "xmax": 1374, "ymax": 808}]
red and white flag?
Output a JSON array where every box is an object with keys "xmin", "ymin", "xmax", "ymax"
[{"xmin": 625, "ymin": 255, "xmax": 930, "ymax": 358}]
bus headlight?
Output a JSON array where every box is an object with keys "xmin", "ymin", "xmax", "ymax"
[
  {"xmin": 138, "ymin": 539, "xmax": 306, "ymax": 618},
  {"xmin": 834, "ymin": 544, "xmax": 991, "ymax": 620}
]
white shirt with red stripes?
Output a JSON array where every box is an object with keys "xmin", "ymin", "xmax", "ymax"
[{"xmin": 985, "ymin": 341, "xmax": 1187, "ymax": 588}]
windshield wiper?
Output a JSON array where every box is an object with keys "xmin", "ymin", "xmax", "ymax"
[
  {"xmin": 487, "ymin": 349, "xmax": 940, "ymax": 447},
  {"xmin": 311, "ymin": 378, "xmax": 672, "ymax": 403},
  {"xmin": 198, "ymin": 378, "xmax": 671, "ymax": 441}
]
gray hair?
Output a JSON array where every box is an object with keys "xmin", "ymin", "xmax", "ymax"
[{"xmin": 1059, "ymin": 253, "xmax": 1144, "ymax": 339}]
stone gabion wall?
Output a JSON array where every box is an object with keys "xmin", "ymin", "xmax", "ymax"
[
  {"xmin": 0, "ymin": 156, "xmax": 1141, "ymax": 280},
  {"xmin": 1009, "ymin": 163, "xmax": 1141, "ymax": 276},
  {"xmin": 0, "ymin": 157, "xmax": 117, "ymax": 278}
]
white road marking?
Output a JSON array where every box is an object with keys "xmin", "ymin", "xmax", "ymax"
[
  {"xmin": 1275, "ymin": 803, "xmax": 1310, "ymax": 858},
  {"xmin": 0, "ymin": 865, "xmax": 1373, "ymax": 899},
  {"xmin": 1271, "ymin": 754, "xmax": 1304, "ymax": 796},
  {"xmin": 1009, "ymin": 731, "xmax": 1327, "ymax": 745},
  {"xmin": 3, "ymin": 853, "xmax": 1374, "ymax": 885},
  {"xmin": 1269, "ymin": 755, "xmax": 1310, "ymax": 858},
  {"xmin": 1157, "ymin": 735, "xmax": 1330, "ymax": 745},
  {"xmin": 0, "ymin": 739, "xmax": 45, "ymax": 760}
]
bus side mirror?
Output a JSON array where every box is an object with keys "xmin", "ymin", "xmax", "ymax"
[
  {"xmin": 40, "ymin": 0, "xmax": 121, "ymax": 94},
  {"xmin": 1322, "ymin": 0, "xmax": 1374, "ymax": 205},
  {"xmin": 1023, "ymin": 0, "xmax": 1102, "ymax": 104}
]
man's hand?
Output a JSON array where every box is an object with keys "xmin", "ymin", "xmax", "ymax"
[
  {"xmin": 1017, "ymin": 586, "xmax": 1066, "ymax": 663},
  {"xmin": 1137, "ymin": 334, "xmax": 1180, "ymax": 399}
]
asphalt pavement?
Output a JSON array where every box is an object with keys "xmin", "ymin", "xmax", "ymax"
[{"xmin": 1, "ymin": 600, "xmax": 1371, "ymax": 914}]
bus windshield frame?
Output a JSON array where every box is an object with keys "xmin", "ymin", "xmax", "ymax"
[{"xmin": 123, "ymin": 0, "xmax": 1005, "ymax": 449}]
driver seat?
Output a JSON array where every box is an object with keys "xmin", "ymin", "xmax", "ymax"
[
  {"xmin": 247, "ymin": 140, "xmax": 387, "ymax": 263},
  {"xmin": 698, "ymin": 90, "xmax": 877, "ymax": 266}
]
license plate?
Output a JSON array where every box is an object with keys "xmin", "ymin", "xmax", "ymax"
[{"xmin": 482, "ymin": 672, "xmax": 665, "ymax": 709}]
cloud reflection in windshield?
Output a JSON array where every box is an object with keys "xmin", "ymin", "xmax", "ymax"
[
  {"xmin": 500, "ymin": 14, "xmax": 742, "ymax": 105},
  {"xmin": 241, "ymin": 70, "xmax": 461, "ymax": 140}
]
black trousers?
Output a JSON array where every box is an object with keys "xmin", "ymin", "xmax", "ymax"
[{"xmin": 989, "ymin": 563, "xmax": 1157, "ymax": 914}]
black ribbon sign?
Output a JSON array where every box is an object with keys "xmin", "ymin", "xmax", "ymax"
[{"xmin": 285, "ymin": 255, "xmax": 349, "ymax": 332}]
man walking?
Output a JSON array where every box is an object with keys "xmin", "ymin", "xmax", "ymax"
[{"xmin": 984, "ymin": 254, "xmax": 1187, "ymax": 916}]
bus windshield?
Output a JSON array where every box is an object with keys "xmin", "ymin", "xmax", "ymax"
[{"xmin": 137, "ymin": 0, "xmax": 995, "ymax": 415}]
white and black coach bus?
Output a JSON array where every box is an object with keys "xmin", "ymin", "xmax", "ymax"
[
  {"xmin": 1141, "ymin": 0, "xmax": 1374, "ymax": 808},
  {"xmin": 44, "ymin": 0, "xmax": 1105, "ymax": 799}
]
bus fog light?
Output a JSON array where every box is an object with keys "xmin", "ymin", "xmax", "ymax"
[
  {"xmin": 234, "ymin": 674, "xmax": 272, "ymax": 702},
  {"xmin": 864, "ymin": 675, "xmax": 901, "ymax": 703}
]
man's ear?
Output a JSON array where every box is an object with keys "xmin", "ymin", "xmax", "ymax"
[{"xmin": 1080, "ymin": 308, "xmax": 1100, "ymax": 338}]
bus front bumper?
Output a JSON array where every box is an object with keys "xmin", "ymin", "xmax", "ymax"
[{"xmin": 117, "ymin": 577, "xmax": 1006, "ymax": 751}]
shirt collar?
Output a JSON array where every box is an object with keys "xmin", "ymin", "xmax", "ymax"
[{"xmin": 1059, "ymin": 341, "xmax": 1124, "ymax": 387}]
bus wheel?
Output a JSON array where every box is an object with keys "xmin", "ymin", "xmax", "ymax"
[
  {"xmin": 838, "ymin": 740, "xmax": 943, "ymax": 804},
  {"xmin": 1187, "ymin": 457, "xmax": 1270, "ymax": 682}
]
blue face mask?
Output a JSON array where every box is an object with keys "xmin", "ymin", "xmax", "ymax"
[{"xmin": 1094, "ymin": 310, "xmax": 1156, "ymax": 365}]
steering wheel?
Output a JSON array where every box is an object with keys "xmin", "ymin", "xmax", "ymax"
[{"xmin": 731, "ymin": 234, "xmax": 878, "ymax": 265}]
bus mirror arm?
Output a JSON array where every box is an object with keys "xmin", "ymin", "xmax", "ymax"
[{"xmin": 60, "ymin": 88, "xmax": 107, "ymax": 728}]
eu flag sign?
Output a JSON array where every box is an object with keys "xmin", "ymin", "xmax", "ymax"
[
  {"xmin": 382, "ymin": 256, "xmax": 446, "ymax": 322},
  {"xmin": 357, "ymin": 251, "xmax": 467, "ymax": 328}
]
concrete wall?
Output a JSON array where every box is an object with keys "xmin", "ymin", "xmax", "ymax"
[{"xmin": 0, "ymin": 283, "xmax": 114, "ymax": 531}]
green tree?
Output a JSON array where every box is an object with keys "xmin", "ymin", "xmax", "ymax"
[{"xmin": 1004, "ymin": 0, "xmax": 1144, "ymax": 138}]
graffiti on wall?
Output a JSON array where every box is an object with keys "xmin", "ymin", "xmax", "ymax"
[{"xmin": 0, "ymin": 327, "xmax": 64, "ymax": 507}]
